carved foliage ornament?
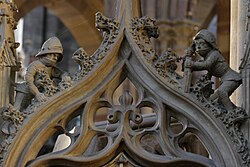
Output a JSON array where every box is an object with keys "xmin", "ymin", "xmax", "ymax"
[
  {"xmin": 192, "ymin": 76, "xmax": 250, "ymax": 165},
  {"xmin": 73, "ymin": 12, "xmax": 119, "ymax": 81},
  {"xmin": 129, "ymin": 12, "xmax": 250, "ymax": 167},
  {"xmin": 0, "ymin": 104, "xmax": 25, "ymax": 163},
  {"xmin": 1, "ymin": 1, "xmax": 250, "ymax": 167}
]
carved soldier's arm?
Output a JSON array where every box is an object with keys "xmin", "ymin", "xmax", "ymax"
[
  {"xmin": 25, "ymin": 63, "xmax": 48, "ymax": 102},
  {"xmin": 191, "ymin": 53, "xmax": 217, "ymax": 72},
  {"xmin": 25, "ymin": 64, "xmax": 40, "ymax": 97}
]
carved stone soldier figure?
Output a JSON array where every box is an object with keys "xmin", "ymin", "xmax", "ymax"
[
  {"xmin": 184, "ymin": 29, "xmax": 242, "ymax": 112},
  {"xmin": 14, "ymin": 37, "xmax": 71, "ymax": 111}
]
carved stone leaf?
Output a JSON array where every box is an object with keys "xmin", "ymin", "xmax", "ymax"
[
  {"xmin": 1, "ymin": 122, "xmax": 11, "ymax": 135},
  {"xmin": 119, "ymin": 91, "xmax": 133, "ymax": 107}
]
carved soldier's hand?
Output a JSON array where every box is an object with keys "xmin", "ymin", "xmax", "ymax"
[
  {"xmin": 62, "ymin": 73, "xmax": 71, "ymax": 82},
  {"xmin": 36, "ymin": 92, "xmax": 48, "ymax": 102},
  {"xmin": 184, "ymin": 58, "xmax": 193, "ymax": 69},
  {"xmin": 185, "ymin": 47, "xmax": 194, "ymax": 57}
]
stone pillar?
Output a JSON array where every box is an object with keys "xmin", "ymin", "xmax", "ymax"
[
  {"xmin": 141, "ymin": 0, "xmax": 156, "ymax": 18},
  {"xmin": 230, "ymin": 0, "xmax": 238, "ymax": 105},
  {"xmin": 241, "ymin": 55, "xmax": 250, "ymax": 141},
  {"xmin": 104, "ymin": 0, "xmax": 117, "ymax": 18},
  {"xmin": 0, "ymin": 1, "xmax": 19, "ymax": 142},
  {"xmin": 237, "ymin": 0, "xmax": 248, "ymax": 106},
  {"xmin": 230, "ymin": 0, "xmax": 248, "ymax": 106},
  {"xmin": 236, "ymin": 0, "xmax": 250, "ymax": 143},
  {"xmin": 0, "ymin": 2, "xmax": 18, "ymax": 108}
]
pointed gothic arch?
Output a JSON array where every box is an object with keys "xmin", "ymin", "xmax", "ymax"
[
  {"xmin": 1, "ymin": 0, "xmax": 249, "ymax": 167},
  {"xmin": 5, "ymin": 37, "xmax": 237, "ymax": 167},
  {"xmin": 15, "ymin": 0, "xmax": 103, "ymax": 53}
]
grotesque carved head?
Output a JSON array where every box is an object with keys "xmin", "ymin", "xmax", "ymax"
[{"xmin": 72, "ymin": 47, "xmax": 89, "ymax": 65}]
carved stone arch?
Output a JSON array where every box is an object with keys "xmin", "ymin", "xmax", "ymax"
[
  {"xmin": 1, "ymin": 0, "xmax": 249, "ymax": 167},
  {"xmin": 115, "ymin": 38, "xmax": 239, "ymax": 167},
  {"xmin": 15, "ymin": 0, "xmax": 103, "ymax": 53},
  {"xmin": 4, "ymin": 37, "xmax": 240, "ymax": 167}
]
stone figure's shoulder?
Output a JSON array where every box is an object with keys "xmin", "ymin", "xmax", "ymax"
[
  {"xmin": 208, "ymin": 50, "xmax": 220, "ymax": 57},
  {"xmin": 207, "ymin": 49, "xmax": 224, "ymax": 61},
  {"xmin": 27, "ymin": 60, "xmax": 45, "ymax": 71}
]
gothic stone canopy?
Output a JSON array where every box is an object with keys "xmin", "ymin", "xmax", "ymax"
[{"xmin": 0, "ymin": 0, "xmax": 249, "ymax": 167}]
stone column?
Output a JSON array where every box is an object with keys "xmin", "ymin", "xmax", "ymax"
[
  {"xmin": 230, "ymin": 0, "xmax": 248, "ymax": 106},
  {"xmin": 0, "ymin": 2, "xmax": 18, "ymax": 108},
  {"xmin": 0, "ymin": 1, "xmax": 19, "ymax": 143},
  {"xmin": 241, "ymin": 52, "xmax": 250, "ymax": 141},
  {"xmin": 236, "ymin": 0, "xmax": 250, "ymax": 141},
  {"xmin": 230, "ymin": 0, "xmax": 238, "ymax": 104},
  {"xmin": 237, "ymin": 0, "xmax": 248, "ymax": 106},
  {"xmin": 104, "ymin": 0, "xmax": 116, "ymax": 18}
]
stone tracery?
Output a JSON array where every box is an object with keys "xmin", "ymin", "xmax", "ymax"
[{"xmin": 0, "ymin": 0, "xmax": 249, "ymax": 167}]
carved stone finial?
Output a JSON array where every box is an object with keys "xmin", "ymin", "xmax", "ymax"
[
  {"xmin": 72, "ymin": 47, "xmax": 95, "ymax": 80},
  {"xmin": 129, "ymin": 16, "xmax": 159, "ymax": 63}
]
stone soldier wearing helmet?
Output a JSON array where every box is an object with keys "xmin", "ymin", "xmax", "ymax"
[
  {"xmin": 184, "ymin": 29, "xmax": 242, "ymax": 112},
  {"xmin": 14, "ymin": 37, "xmax": 71, "ymax": 111}
]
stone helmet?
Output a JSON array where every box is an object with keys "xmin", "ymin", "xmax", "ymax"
[
  {"xmin": 35, "ymin": 37, "xmax": 63, "ymax": 62},
  {"xmin": 193, "ymin": 29, "xmax": 218, "ymax": 49}
]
